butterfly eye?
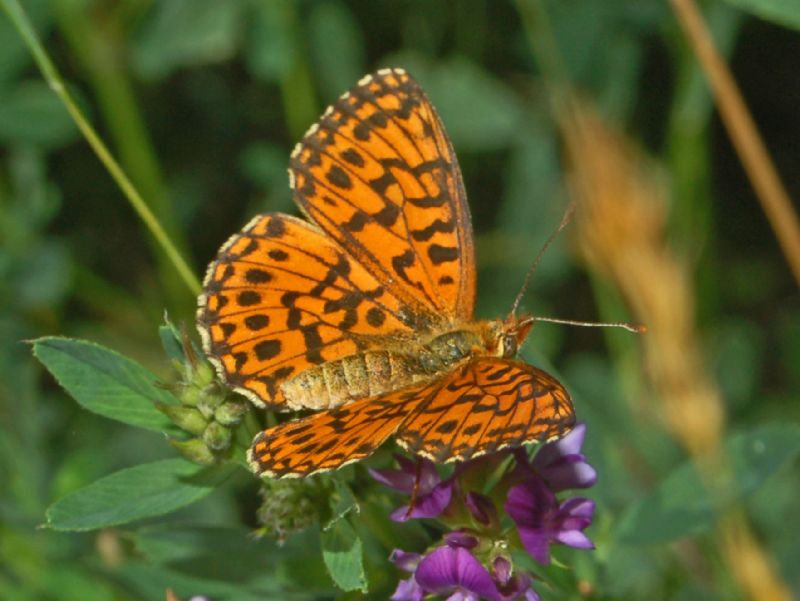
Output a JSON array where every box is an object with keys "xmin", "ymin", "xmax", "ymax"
[{"xmin": 501, "ymin": 334, "xmax": 518, "ymax": 358}]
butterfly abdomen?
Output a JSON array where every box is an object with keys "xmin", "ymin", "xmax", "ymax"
[{"xmin": 280, "ymin": 350, "xmax": 424, "ymax": 410}]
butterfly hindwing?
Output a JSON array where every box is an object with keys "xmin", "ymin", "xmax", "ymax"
[
  {"xmin": 249, "ymin": 357, "xmax": 575, "ymax": 478},
  {"xmin": 396, "ymin": 358, "xmax": 576, "ymax": 462},
  {"xmin": 248, "ymin": 381, "xmax": 433, "ymax": 477}
]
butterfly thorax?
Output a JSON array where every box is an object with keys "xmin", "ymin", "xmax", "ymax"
[{"xmin": 279, "ymin": 323, "xmax": 504, "ymax": 411}]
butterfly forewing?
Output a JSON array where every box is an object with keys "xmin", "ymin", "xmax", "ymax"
[
  {"xmin": 290, "ymin": 68, "xmax": 476, "ymax": 322},
  {"xmin": 198, "ymin": 213, "xmax": 416, "ymax": 408}
]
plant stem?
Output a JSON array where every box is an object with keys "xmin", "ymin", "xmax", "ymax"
[
  {"xmin": 670, "ymin": 0, "xmax": 800, "ymax": 286},
  {"xmin": 55, "ymin": 1, "xmax": 194, "ymax": 308},
  {"xmin": 0, "ymin": 0, "xmax": 201, "ymax": 296}
]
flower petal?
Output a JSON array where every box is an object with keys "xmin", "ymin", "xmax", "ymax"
[
  {"xmin": 560, "ymin": 497, "xmax": 595, "ymax": 521},
  {"xmin": 534, "ymin": 423, "xmax": 587, "ymax": 466},
  {"xmin": 390, "ymin": 505, "xmax": 414, "ymax": 522},
  {"xmin": 390, "ymin": 478, "xmax": 454, "ymax": 522},
  {"xmin": 444, "ymin": 531, "xmax": 479, "ymax": 549},
  {"xmin": 496, "ymin": 573, "xmax": 537, "ymax": 601},
  {"xmin": 413, "ymin": 479, "xmax": 454, "ymax": 517},
  {"xmin": 391, "ymin": 576, "xmax": 425, "ymax": 601},
  {"xmin": 465, "ymin": 492, "xmax": 498, "ymax": 526},
  {"xmin": 417, "ymin": 457, "xmax": 443, "ymax": 493},
  {"xmin": 415, "ymin": 546, "xmax": 499, "ymax": 600},
  {"xmin": 505, "ymin": 480, "xmax": 555, "ymax": 527},
  {"xmin": 554, "ymin": 529, "xmax": 594, "ymax": 550},
  {"xmin": 517, "ymin": 527, "xmax": 553, "ymax": 565},
  {"xmin": 539, "ymin": 456, "xmax": 597, "ymax": 491},
  {"xmin": 369, "ymin": 466, "xmax": 415, "ymax": 492},
  {"xmin": 492, "ymin": 556, "xmax": 512, "ymax": 586},
  {"xmin": 370, "ymin": 455, "xmax": 444, "ymax": 496},
  {"xmin": 524, "ymin": 588, "xmax": 541, "ymax": 601},
  {"xmin": 389, "ymin": 549, "xmax": 422, "ymax": 573}
]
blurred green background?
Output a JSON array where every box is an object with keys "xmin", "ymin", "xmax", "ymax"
[{"xmin": 1, "ymin": 0, "xmax": 798, "ymax": 599}]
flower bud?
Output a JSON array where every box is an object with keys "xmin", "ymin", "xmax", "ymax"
[
  {"xmin": 256, "ymin": 479, "xmax": 322, "ymax": 544},
  {"xmin": 202, "ymin": 421, "xmax": 232, "ymax": 451},
  {"xmin": 178, "ymin": 385, "xmax": 202, "ymax": 408},
  {"xmin": 194, "ymin": 360, "xmax": 216, "ymax": 388},
  {"xmin": 156, "ymin": 403, "xmax": 208, "ymax": 436},
  {"xmin": 196, "ymin": 387, "xmax": 225, "ymax": 418},
  {"xmin": 169, "ymin": 438, "xmax": 217, "ymax": 465},
  {"xmin": 214, "ymin": 401, "xmax": 248, "ymax": 426}
]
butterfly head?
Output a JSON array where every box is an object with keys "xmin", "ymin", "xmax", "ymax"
[{"xmin": 487, "ymin": 315, "xmax": 535, "ymax": 359}]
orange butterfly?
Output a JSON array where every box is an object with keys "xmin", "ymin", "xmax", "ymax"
[{"xmin": 197, "ymin": 68, "xmax": 575, "ymax": 478}]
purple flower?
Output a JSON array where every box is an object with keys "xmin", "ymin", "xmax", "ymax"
[
  {"xmin": 414, "ymin": 546, "xmax": 500, "ymax": 601},
  {"xmin": 443, "ymin": 530, "xmax": 479, "ymax": 549},
  {"xmin": 492, "ymin": 557, "xmax": 540, "ymax": 601},
  {"xmin": 505, "ymin": 477, "xmax": 595, "ymax": 565},
  {"xmin": 465, "ymin": 492, "xmax": 498, "ymax": 528},
  {"xmin": 517, "ymin": 423, "xmax": 596, "ymax": 492},
  {"xmin": 370, "ymin": 456, "xmax": 454, "ymax": 522},
  {"xmin": 389, "ymin": 549, "xmax": 424, "ymax": 601}
]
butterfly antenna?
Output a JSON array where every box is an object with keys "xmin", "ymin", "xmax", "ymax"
[
  {"xmin": 510, "ymin": 202, "xmax": 576, "ymax": 316},
  {"xmin": 520, "ymin": 315, "xmax": 647, "ymax": 333}
]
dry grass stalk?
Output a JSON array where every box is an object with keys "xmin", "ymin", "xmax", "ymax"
[
  {"xmin": 670, "ymin": 0, "xmax": 800, "ymax": 286},
  {"xmin": 563, "ymin": 103, "xmax": 723, "ymax": 456},
  {"xmin": 561, "ymin": 101, "xmax": 791, "ymax": 601}
]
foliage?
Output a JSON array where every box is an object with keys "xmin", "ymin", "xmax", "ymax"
[{"xmin": 1, "ymin": 0, "xmax": 799, "ymax": 599}]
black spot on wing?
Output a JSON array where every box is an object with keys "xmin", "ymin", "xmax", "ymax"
[
  {"xmin": 268, "ymin": 249, "xmax": 289, "ymax": 261},
  {"xmin": 436, "ymin": 420, "xmax": 458, "ymax": 434},
  {"xmin": 237, "ymin": 291, "xmax": 261, "ymax": 306},
  {"xmin": 244, "ymin": 314, "xmax": 270, "ymax": 331},
  {"xmin": 366, "ymin": 307, "xmax": 385, "ymax": 327},
  {"xmin": 391, "ymin": 250, "xmax": 416, "ymax": 284},
  {"xmin": 373, "ymin": 202, "xmax": 400, "ymax": 227},
  {"xmin": 341, "ymin": 147, "xmax": 365, "ymax": 167},
  {"xmin": 462, "ymin": 423, "xmax": 482, "ymax": 435},
  {"xmin": 254, "ymin": 340, "xmax": 281, "ymax": 361},
  {"xmin": 245, "ymin": 268, "xmax": 272, "ymax": 284},
  {"xmin": 411, "ymin": 218, "xmax": 455, "ymax": 242},
  {"xmin": 326, "ymin": 165, "xmax": 353, "ymax": 189},
  {"xmin": 427, "ymin": 244, "xmax": 459, "ymax": 265},
  {"xmin": 345, "ymin": 211, "xmax": 369, "ymax": 232}
]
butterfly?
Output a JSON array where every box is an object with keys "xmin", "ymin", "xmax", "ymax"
[{"xmin": 197, "ymin": 68, "xmax": 575, "ymax": 478}]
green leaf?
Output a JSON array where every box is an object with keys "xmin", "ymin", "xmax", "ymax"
[
  {"xmin": 119, "ymin": 562, "xmax": 268, "ymax": 601},
  {"xmin": 0, "ymin": 0, "xmax": 50, "ymax": 85},
  {"xmin": 0, "ymin": 80, "xmax": 78, "ymax": 147},
  {"xmin": 159, "ymin": 315, "xmax": 185, "ymax": 363},
  {"xmin": 321, "ymin": 518, "xmax": 367, "ymax": 592},
  {"xmin": 45, "ymin": 459, "xmax": 233, "ymax": 531},
  {"xmin": 722, "ymin": 0, "xmax": 800, "ymax": 31},
  {"xmin": 618, "ymin": 423, "xmax": 800, "ymax": 544},
  {"xmin": 244, "ymin": 1, "xmax": 295, "ymax": 81},
  {"xmin": 132, "ymin": 0, "xmax": 244, "ymax": 80},
  {"xmin": 238, "ymin": 142, "xmax": 293, "ymax": 210},
  {"xmin": 325, "ymin": 480, "xmax": 359, "ymax": 530},
  {"xmin": 130, "ymin": 525, "xmax": 335, "ymax": 596},
  {"xmin": 307, "ymin": 0, "xmax": 365, "ymax": 99},
  {"xmin": 32, "ymin": 337, "xmax": 178, "ymax": 432}
]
